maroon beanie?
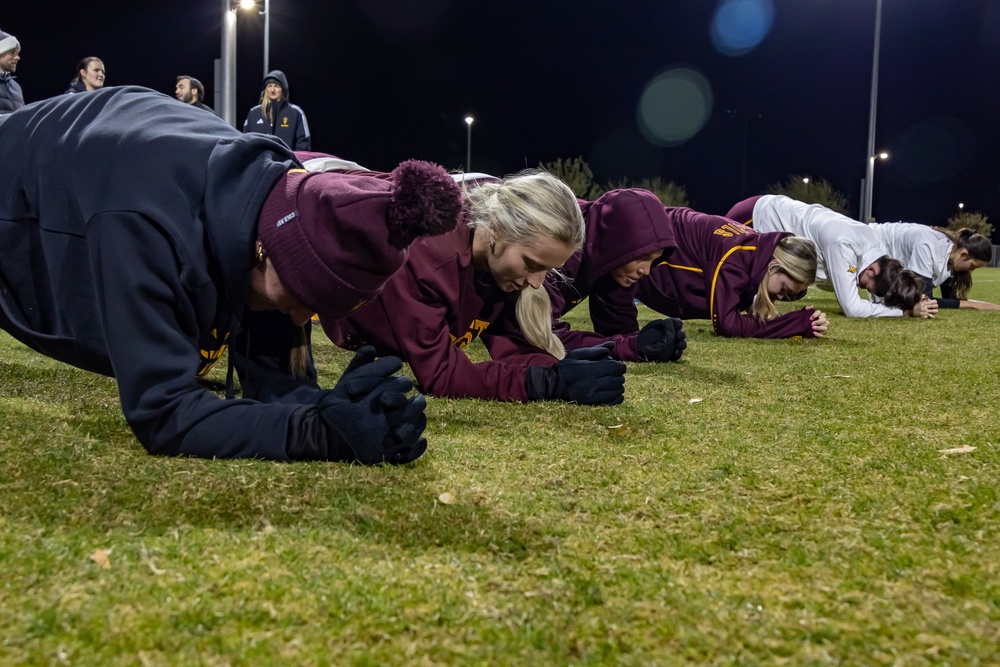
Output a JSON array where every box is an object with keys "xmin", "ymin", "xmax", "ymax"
[{"xmin": 258, "ymin": 159, "xmax": 463, "ymax": 319}]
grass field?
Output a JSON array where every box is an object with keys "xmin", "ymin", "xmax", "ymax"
[{"xmin": 2, "ymin": 270, "xmax": 999, "ymax": 665}]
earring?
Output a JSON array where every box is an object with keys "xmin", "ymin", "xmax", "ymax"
[
  {"xmin": 489, "ymin": 240, "xmax": 496, "ymax": 254},
  {"xmin": 255, "ymin": 240, "xmax": 266, "ymax": 264}
]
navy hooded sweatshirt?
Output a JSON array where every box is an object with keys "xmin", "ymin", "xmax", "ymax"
[
  {"xmin": 0, "ymin": 86, "xmax": 331, "ymax": 460},
  {"xmin": 242, "ymin": 70, "xmax": 311, "ymax": 151}
]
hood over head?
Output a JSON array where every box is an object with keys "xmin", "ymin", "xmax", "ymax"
[
  {"xmin": 578, "ymin": 189, "xmax": 677, "ymax": 287},
  {"xmin": 261, "ymin": 69, "xmax": 289, "ymax": 99}
]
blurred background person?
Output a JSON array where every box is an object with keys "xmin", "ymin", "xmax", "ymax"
[
  {"xmin": 66, "ymin": 56, "xmax": 105, "ymax": 93},
  {"xmin": 0, "ymin": 29, "xmax": 23, "ymax": 114},
  {"xmin": 243, "ymin": 70, "xmax": 310, "ymax": 150},
  {"xmin": 175, "ymin": 74, "xmax": 216, "ymax": 115}
]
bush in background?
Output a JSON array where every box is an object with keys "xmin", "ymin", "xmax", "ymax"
[
  {"xmin": 542, "ymin": 157, "xmax": 688, "ymax": 206},
  {"xmin": 766, "ymin": 174, "xmax": 851, "ymax": 216},
  {"xmin": 539, "ymin": 156, "xmax": 601, "ymax": 199},
  {"xmin": 946, "ymin": 210, "xmax": 993, "ymax": 238}
]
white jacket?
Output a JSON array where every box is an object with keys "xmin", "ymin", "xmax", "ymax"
[
  {"xmin": 752, "ymin": 195, "xmax": 901, "ymax": 317},
  {"xmin": 868, "ymin": 222, "xmax": 951, "ymax": 288}
]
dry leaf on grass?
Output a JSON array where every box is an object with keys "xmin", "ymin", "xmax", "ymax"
[
  {"xmin": 89, "ymin": 548, "xmax": 113, "ymax": 569},
  {"xmin": 688, "ymin": 398, "xmax": 703, "ymax": 404},
  {"xmin": 824, "ymin": 374, "xmax": 852, "ymax": 379},
  {"xmin": 438, "ymin": 492, "xmax": 456, "ymax": 505},
  {"xmin": 938, "ymin": 445, "xmax": 976, "ymax": 455}
]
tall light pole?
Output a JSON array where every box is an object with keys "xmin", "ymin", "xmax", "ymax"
[
  {"xmin": 861, "ymin": 0, "xmax": 883, "ymax": 222},
  {"xmin": 262, "ymin": 0, "xmax": 270, "ymax": 77},
  {"xmin": 220, "ymin": 0, "xmax": 238, "ymax": 127},
  {"xmin": 465, "ymin": 116, "xmax": 474, "ymax": 173}
]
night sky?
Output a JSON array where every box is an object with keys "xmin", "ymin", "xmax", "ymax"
[{"xmin": 5, "ymin": 1, "xmax": 999, "ymax": 234}]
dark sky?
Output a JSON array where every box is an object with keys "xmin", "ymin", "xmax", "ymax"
[{"xmin": 6, "ymin": 1, "xmax": 1000, "ymax": 234}]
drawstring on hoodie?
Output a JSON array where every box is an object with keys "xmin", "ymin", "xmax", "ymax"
[{"xmin": 224, "ymin": 313, "xmax": 240, "ymax": 400}]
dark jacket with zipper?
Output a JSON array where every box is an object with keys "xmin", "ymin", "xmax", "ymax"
[
  {"xmin": 242, "ymin": 70, "xmax": 311, "ymax": 150},
  {"xmin": 0, "ymin": 72, "xmax": 23, "ymax": 114},
  {"xmin": 0, "ymin": 86, "xmax": 335, "ymax": 460}
]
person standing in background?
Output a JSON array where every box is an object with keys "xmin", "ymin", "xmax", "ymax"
[
  {"xmin": 0, "ymin": 29, "xmax": 23, "ymax": 114},
  {"xmin": 175, "ymin": 75, "xmax": 216, "ymax": 115},
  {"xmin": 66, "ymin": 56, "xmax": 105, "ymax": 93},
  {"xmin": 243, "ymin": 70, "xmax": 311, "ymax": 150}
]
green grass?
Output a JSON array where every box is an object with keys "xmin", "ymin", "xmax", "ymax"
[{"xmin": 3, "ymin": 271, "xmax": 1000, "ymax": 665}]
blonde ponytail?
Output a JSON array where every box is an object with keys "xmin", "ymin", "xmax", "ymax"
[
  {"xmin": 516, "ymin": 286, "xmax": 566, "ymax": 359},
  {"xmin": 467, "ymin": 170, "xmax": 584, "ymax": 358}
]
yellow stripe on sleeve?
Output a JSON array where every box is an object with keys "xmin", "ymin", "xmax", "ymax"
[
  {"xmin": 709, "ymin": 245, "xmax": 756, "ymax": 330},
  {"xmin": 663, "ymin": 262, "xmax": 703, "ymax": 273}
]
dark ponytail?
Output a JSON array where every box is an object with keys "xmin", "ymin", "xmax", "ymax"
[
  {"xmin": 933, "ymin": 227, "xmax": 992, "ymax": 300},
  {"xmin": 871, "ymin": 256, "xmax": 925, "ymax": 311}
]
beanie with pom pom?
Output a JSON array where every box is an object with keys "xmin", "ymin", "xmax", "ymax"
[{"xmin": 257, "ymin": 159, "xmax": 464, "ymax": 319}]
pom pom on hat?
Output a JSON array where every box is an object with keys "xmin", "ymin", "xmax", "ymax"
[
  {"xmin": 258, "ymin": 159, "xmax": 463, "ymax": 319},
  {"xmin": 387, "ymin": 159, "xmax": 465, "ymax": 247}
]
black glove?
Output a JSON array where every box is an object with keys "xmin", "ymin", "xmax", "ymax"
[
  {"xmin": 636, "ymin": 318, "xmax": 686, "ymax": 362},
  {"xmin": 293, "ymin": 346, "xmax": 427, "ymax": 464},
  {"xmin": 524, "ymin": 342, "xmax": 626, "ymax": 405}
]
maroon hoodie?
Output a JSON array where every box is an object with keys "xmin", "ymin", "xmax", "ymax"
[
  {"xmin": 490, "ymin": 188, "xmax": 678, "ymax": 362},
  {"xmin": 595, "ymin": 216, "xmax": 817, "ymax": 338},
  {"xmin": 321, "ymin": 219, "xmax": 559, "ymax": 401}
]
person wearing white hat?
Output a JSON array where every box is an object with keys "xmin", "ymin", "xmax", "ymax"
[{"xmin": 0, "ymin": 29, "xmax": 23, "ymax": 114}]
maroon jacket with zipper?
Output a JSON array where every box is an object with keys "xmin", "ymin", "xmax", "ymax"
[
  {"xmin": 595, "ymin": 215, "xmax": 818, "ymax": 338},
  {"xmin": 322, "ymin": 219, "xmax": 559, "ymax": 401}
]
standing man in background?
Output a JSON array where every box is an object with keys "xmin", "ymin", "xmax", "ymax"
[
  {"xmin": 0, "ymin": 29, "xmax": 23, "ymax": 114},
  {"xmin": 175, "ymin": 75, "xmax": 217, "ymax": 115}
]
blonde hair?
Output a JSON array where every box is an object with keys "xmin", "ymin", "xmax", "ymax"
[
  {"xmin": 466, "ymin": 170, "xmax": 584, "ymax": 359},
  {"xmin": 750, "ymin": 236, "xmax": 818, "ymax": 321},
  {"xmin": 260, "ymin": 94, "xmax": 274, "ymax": 124}
]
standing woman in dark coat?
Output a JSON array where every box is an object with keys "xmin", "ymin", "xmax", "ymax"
[
  {"xmin": 243, "ymin": 70, "xmax": 311, "ymax": 151},
  {"xmin": 0, "ymin": 87, "xmax": 462, "ymax": 464}
]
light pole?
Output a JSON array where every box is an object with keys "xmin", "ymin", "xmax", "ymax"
[
  {"xmin": 465, "ymin": 116, "xmax": 474, "ymax": 173},
  {"xmin": 219, "ymin": 0, "xmax": 238, "ymax": 127},
  {"xmin": 262, "ymin": 0, "xmax": 270, "ymax": 77},
  {"xmin": 861, "ymin": 0, "xmax": 883, "ymax": 222}
]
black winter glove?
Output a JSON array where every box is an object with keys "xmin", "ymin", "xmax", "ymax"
[
  {"xmin": 296, "ymin": 346, "xmax": 427, "ymax": 464},
  {"xmin": 636, "ymin": 318, "xmax": 686, "ymax": 362},
  {"xmin": 547, "ymin": 343, "xmax": 626, "ymax": 405}
]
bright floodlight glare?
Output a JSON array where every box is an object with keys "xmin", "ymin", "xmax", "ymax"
[
  {"xmin": 959, "ymin": 202, "xmax": 965, "ymax": 209},
  {"xmin": 637, "ymin": 67, "xmax": 713, "ymax": 147},
  {"xmin": 465, "ymin": 116, "xmax": 474, "ymax": 125},
  {"xmin": 802, "ymin": 177, "xmax": 810, "ymax": 184},
  {"xmin": 239, "ymin": 0, "xmax": 255, "ymax": 9},
  {"xmin": 710, "ymin": 0, "xmax": 775, "ymax": 56},
  {"xmin": 878, "ymin": 152, "xmax": 889, "ymax": 159}
]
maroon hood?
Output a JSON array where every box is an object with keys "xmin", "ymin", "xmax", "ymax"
[{"xmin": 577, "ymin": 189, "xmax": 677, "ymax": 288}]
